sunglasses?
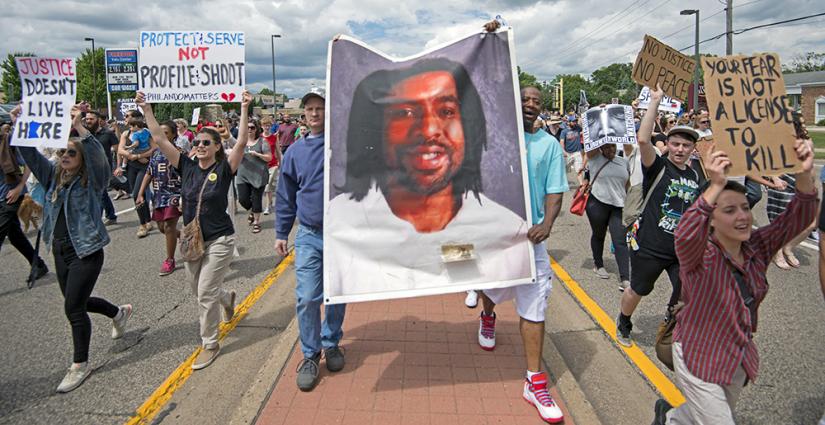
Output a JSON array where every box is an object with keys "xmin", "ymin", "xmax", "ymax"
[
  {"xmin": 247, "ymin": 125, "xmax": 256, "ymax": 129},
  {"xmin": 57, "ymin": 148, "xmax": 78, "ymax": 158},
  {"xmin": 192, "ymin": 139, "xmax": 214, "ymax": 147},
  {"xmin": 215, "ymin": 123, "xmax": 224, "ymax": 128},
  {"xmin": 699, "ymin": 120, "xmax": 710, "ymax": 125},
  {"xmin": 668, "ymin": 120, "xmax": 676, "ymax": 124}
]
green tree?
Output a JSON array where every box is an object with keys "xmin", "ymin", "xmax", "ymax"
[
  {"xmin": 1, "ymin": 52, "xmax": 36, "ymax": 102},
  {"xmin": 783, "ymin": 52, "xmax": 825, "ymax": 74},
  {"xmin": 258, "ymin": 87, "xmax": 274, "ymax": 95},
  {"xmin": 550, "ymin": 74, "xmax": 590, "ymax": 113},
  {"xmin": 76, "ymin": 47, "xmax": 106, "ymax": 110},
  {"xmin": 590, "ymin": 63, "xmax": 637, "ymax": 105},
  {"xmin": 517, "ymin": 67, "xmax": 553, "ymax": 110}
]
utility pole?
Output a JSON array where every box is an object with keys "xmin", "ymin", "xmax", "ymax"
[{"xmin": 726, "ymin": 0, "xmax": 733, "ymax": 55}]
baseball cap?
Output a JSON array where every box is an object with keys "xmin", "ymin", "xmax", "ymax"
[
  {"xmin": 667, "ymin": 125, "xmax": 700, "ymax": 142},
  {"xmin": 548, "ymin": 115, "xmax": 562, "ymax": 124},
  {"xmin": 301, "ymin": 86, "xmax": 326, "ymax": 107}
]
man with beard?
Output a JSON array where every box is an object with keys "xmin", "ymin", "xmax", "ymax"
[
  {"xmin": 326, "ymin": 58, "xmax": 531, "ymax": 299},
  {"xmin": 84, "ymin": 111, "xmax": 119, "ymax": 225}
]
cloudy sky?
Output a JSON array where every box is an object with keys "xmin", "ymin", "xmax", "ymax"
[{"xmin": 1, "ymin": 0, "xmax": 823, "ymax": 98}]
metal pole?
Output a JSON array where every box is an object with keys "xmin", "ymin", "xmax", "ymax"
[
  {"xmin": 91, "ymin": 39, "xmax": 97, "ymax": 109},
  {"xmin": 726, "ymin": 0, "xmax": 733, "ymax": 55},
  {"xmin": 693, "ymin": 12, "xmax": 700, "ymax": 112},
  {"xmin": 271, "ymin": 34, "xmax": 281, "ymax": 118}
]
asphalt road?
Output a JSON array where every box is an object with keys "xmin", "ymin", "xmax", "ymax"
[
  {"xmin": 0, "ymin": 195, "xmax": 283, "ymax": 424},
  {"xmin": 1, "ymin": 176, "xmax": 823, "ymax": 425},
  {"xmin": 548, "ymin": 178, "xmax": 825, "ymax": 425}
]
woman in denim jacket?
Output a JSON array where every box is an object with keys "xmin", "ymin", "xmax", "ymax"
[{"xmin": 13, "ymin": 103, "xmax": 132, "ymax": 393}]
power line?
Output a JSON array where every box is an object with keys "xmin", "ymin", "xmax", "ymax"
[
  {"xmin": 551, "ymin": 0, "xmax": 651, "ymax": 58},
  {"xmin": 678, "ymin": 11, "xmax": 825, "ymax": 52}
]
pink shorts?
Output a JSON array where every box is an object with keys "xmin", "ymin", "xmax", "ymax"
[{"xmin": 152, "ymin": 206, "xmax": 182, "ymax": 222}]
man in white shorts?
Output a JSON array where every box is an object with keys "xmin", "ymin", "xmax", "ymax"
[{"xmin": 477, "ymin": 82, "xmax": 568, "ymax": 423}]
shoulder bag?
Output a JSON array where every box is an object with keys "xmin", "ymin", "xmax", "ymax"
[
  {"xmin": 569, "ymin": 159, "xmax": 610, "ymax": 216},
  {"xmin": 179, "ymin": 164, "xmax": 216, "ymax": 262}
]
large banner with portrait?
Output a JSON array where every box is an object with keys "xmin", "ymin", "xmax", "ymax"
[{"xmin": 323, "ymin": 29, "xmax": 535, "ymax": 304}]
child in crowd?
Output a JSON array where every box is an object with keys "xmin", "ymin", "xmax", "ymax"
[{"xmin": 126, "ymin": 119, "xmax": 152, "ymax": 157}]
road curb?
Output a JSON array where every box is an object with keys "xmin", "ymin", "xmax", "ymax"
[
  {"xmin": 229, "ymin": 316, "xmax": 299, "ymax": 425},
  {"xmin": 542, "ymin": 330, "xmax": 603, "ymax": 425}
]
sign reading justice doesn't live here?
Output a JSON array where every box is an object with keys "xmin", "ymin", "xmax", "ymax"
[
  {"xmin": 632, "ymin": 35, "xmax": 695, "ymax": 101},
  {"xmin": 12, "ymin": 57, "xmax": 76, "ymax": 148},
  {"xmin": 138, "ymin": 31, "xmax": 245, "ymax": 103},
  {"xmin": 703, "ymin": 53, "xmax": 801, "ymax": 177}
]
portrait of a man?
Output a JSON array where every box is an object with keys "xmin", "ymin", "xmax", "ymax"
[{"xmin": 325, "ymin": 34, "xmax": 533, "ymax": 303}]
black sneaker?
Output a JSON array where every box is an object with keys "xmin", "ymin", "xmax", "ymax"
[
  {"xmin": 324, "ymin": 346, "xmax": 345, "ymax": 372},
  {"xmin": 651, "ymin": 398, "xmax": 672, "ymax": 425},
  {"xmin": 296, "ymin": 353, "xmax": 321, "ymax": 392},
  {"xmin": 27, "ymin": 258, "xmax": 48, "ymax": 288},
  {"xmin": 616, "ymin": 313, "xmax": 633, "ymax": 347}
]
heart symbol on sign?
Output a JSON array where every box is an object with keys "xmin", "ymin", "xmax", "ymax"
[{"xmin": 220, "ymin": 93, "xmax": 236, "ymax": 102}]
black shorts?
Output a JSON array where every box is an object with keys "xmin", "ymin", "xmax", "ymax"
[
  {"xmin": 819, "ymin": 197, "xmax": 825, "ymax": 233},
  {"xmin": 630, "ymin": 250, "xmax": 680, "ymax": 297}
]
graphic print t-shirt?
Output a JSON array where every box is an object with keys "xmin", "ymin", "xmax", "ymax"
[
  {"xmin": 175, "ymin": 154, "xmax": 235, "ymax": 242},
  {"xmin": 638, "ymin": 154, "xmax": 699, "ymax": 260},
  {"xmin": 149, "ymin": 150, "xmax": 182, "ymax": 209}
]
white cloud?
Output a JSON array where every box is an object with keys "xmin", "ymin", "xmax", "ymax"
[{"xmin": 1, "ymin": 0, "xmax": 822, "ymax": 97}]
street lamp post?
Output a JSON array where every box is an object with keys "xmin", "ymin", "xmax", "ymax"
[
  {"xmin": 271, "ymin": 34, "xmax": 282, "ymax": 118},
  {"xmin": 84, "ymin": 37, "xmax": 97, "ymax": 110},
  {"xmin": 680, "ymin": 9, "xmax": 700, "ymax": 111}
]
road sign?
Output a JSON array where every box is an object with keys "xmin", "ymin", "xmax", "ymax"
[{"xmin": 105, "ymin": 49, "xmax": 138, "ymax": 92}]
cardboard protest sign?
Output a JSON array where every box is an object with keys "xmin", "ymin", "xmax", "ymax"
[
  {"xmin": 138, "ymin": 31, "xmax": 245, "ymax": 103},
  {"xmin": 632, "ymin": 35, "xmax": 695, "ymax": 101},
  {"xmin": 12, "ymin": 57, "xmax": 77, "ymax": 148},
  {"xmin": 702, "ymin": 53, "xmax": 800, "ymax": 176},
  {"xmin": 637, "ymin": 86, "xmax": 682, "ymax": 113},
  {"xmin": 324, "ymin": 29, "xmax": 535, "ymax": 304},
  {"xmin": 581, "ymin": 105, "xmax": 637, "ymax": 152}
]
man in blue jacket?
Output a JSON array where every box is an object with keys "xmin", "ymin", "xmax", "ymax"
[{"xmin": 275, "ymin": 88, "xmax": 346, "ymax": 392}]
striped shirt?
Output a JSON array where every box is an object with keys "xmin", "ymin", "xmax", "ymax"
[{"xmin": 673, "ymin": 190, "xmax": 817, "ymax": 385}]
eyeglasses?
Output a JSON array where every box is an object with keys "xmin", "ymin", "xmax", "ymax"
[
  {"xmin": 192, "ymin": 139, "xmax": 214, "ymax": 147},
  {"xmin": 57, "ymin": 149, "xmax": 78, "ymax": 158}
]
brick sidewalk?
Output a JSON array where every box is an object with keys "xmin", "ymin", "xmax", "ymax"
[{"xmin": 257, "ymin": 292, "xmax": 573, "ymax": 425}]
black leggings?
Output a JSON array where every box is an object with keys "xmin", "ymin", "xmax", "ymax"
[
  {"xmin": 585, "ymin": 196, "xmax": 630, "ymax": 281},
  {"xmin": 236, "ymin": 182, "xmax": 264, "ymax": 214},
  {"xmin": 126, "ymin": 161, "xmax": 151, "ymax": 225},
  {"xmin": 53, "ymin": 239, "xmax": 119, "ymax": 363}
]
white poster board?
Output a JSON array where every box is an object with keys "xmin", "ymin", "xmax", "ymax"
[
  {"xmin": 190, "ymin": 107, "xmax": 201, "ymax": 126},
  {"xmin": 138, "ymin": 31, "xmax": 245, "ymax": 103},
  {"xmin": 637, "ymin": 86, "xmax": 682, "ymax": 113},
  {"xmin": 581, "ymin": 105, "xmax": 637, "ymax": 152},
  {"xmin": 11, "ymin": 57, "xmax": 77, "ymax": 148}
]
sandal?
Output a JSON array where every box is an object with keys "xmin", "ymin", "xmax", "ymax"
[
  {"xmin": 247, "ymin": 213, "xmax": 254, "ymax": 225},
  {"xmin": 251, "ymin": 223, "xmax": 261, "ymax": 234},
  {"xmin": 773, "ymin": 254, "xmax": 791, "ymax": 270},
  {"xmin": 784, "ymin": 251, "xmax": 800, "ymax": 268}
]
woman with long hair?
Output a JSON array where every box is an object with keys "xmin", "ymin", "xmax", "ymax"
[
  {"xmin": 14, "ymin": 104, "xmax": 132, "ymax": 393},
  {"xmin": 137, "ymin": 121, "xmax": 184, "ymax": 276},
  {"xmin": 235, "ymin": 119, "xmax": 272, "ymax": 233},
  {"xmin": 652, "ymin": 140, "xmax": 816, "ymax": 424},
  {"xmin": 137, "ymin": 90, "xmax": 253, "ymax": 370}
]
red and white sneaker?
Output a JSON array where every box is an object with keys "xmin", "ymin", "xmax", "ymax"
[
  {"xmin": 523, "ymin": 372, "xmax": 564, "ymax": 423},
  {"xmin": 478, "ymin": 312, "xmax": 496, "ymax": 351}
]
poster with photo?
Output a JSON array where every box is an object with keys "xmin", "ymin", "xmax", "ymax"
[
  {"xmin": 581, "ymin": 105, "xmax": 637, "ymax": 152},
  {"xmin": 324, "ymin": 29, "xmax": 535, "ymax": 304}
]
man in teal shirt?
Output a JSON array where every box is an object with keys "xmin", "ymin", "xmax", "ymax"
[{"xmin": 478, "ymin": 85, "xmax": 568, "ymax": 424}]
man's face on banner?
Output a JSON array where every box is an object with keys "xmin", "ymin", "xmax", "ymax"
[
  {"xmin": 383, "ymin": 71, "xmax": 466, "ymax": 194},
  {"xmin": 606, "ymin": 106, "xmax": 626, "ymax": 137}
]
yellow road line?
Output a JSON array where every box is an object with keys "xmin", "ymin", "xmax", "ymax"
[
  {"xmin": 550, "ymin": 257, "xmax": 686, "ymax": 407},
  {"xmin": 125, "ymin": 252, "xmax": 295, "ymax": 425}
]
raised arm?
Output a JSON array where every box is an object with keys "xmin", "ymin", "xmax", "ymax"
[
  {"xmin": 135, "ymin": 91, "xmax": 180, "ymax": 169},
  {"xmin": 228, "ymin": 91, "xmax": 252, "ymax": 173},
  {"xmin": 638, "ymin": 84, "xmax": 663, "ymax": 168}
]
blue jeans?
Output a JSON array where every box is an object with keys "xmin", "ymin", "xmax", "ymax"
[
  {"xmin": 294, "ymin": 225, "xmax": 346, "ymax": 358},
  {"xmin": 101, "ymin": 191, "xmax": 116, "ymax": 220}
]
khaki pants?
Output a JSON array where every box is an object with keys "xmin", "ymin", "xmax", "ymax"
[
  {"xmin": 185, "ymin": 235, "xmax": 236, "ymax": 349},
  {"xmin": 667, "ymin": 342, "xmax": 747, "ymax": 425}
]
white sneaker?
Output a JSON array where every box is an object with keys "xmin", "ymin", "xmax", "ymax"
[
  {"xmin": 523, "ymin": 372, "xmax": 564, "ymax": 423},
  {"xmin": 112, "ymin": 304, "xmax": 132, "ymax": 339},
  {"xmin": 464, "ymin": 290, "xmax": 478, "ymax": 308},
  {"xmin": 222, "ymin": 291, "xmax": 236, "ymax": 323},
  {"xmin": 56, "ymin": 363, "xmax": 91, "ymax": 393},
  {"xmin": 263, "ymin": 207, "xmax": 270, "ymax": 215},
  {"xmin": 478, "ymin": 312, "xmax": 496, "ymax": 351},
  {"xmin": 594, "ymin": 267, "xmax": 609, "ymax": 279}
]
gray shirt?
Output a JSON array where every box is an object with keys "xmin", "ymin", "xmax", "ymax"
[
  {"xmin": 588, "ymin": 153, "xmax": 630, "ymax": 208},
  {"xmin": 235, "ymin": 138, "xmax": 271, "ymax": 188}
]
